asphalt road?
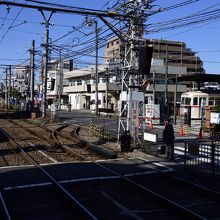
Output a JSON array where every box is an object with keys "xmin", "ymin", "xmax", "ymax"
[
  {"xmin": 57, "ymin": 109, "xmax": 212, "ymax": 162},
  {"xmin": 57, "ymin": 109, "xmax": 200, "ymax": 141}
]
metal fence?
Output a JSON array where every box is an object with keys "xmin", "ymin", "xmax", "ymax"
[{"xmin": 184, "ymin": 134, "xmax": 220, "ymax": 175}]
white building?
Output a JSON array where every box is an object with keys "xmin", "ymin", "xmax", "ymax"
[
  {"xmin": 46, "ymin": 59, "xmax": 73, "ymax": 105},
  {"xmin": 63, "ymin": 64, "xmax": 120, "ymax": 111}
]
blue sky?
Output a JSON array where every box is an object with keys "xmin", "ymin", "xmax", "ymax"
[{"xmin": 0, "ymin": 0, "xmax": 220, "ymax": 82}]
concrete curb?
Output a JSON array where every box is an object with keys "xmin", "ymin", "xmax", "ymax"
[{"xmin": 73, "ymin": 127, "xmax": 117, "ymax": 159}]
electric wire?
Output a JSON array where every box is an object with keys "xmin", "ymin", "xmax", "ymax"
[
  {"xmin": 2, "ymin": 1, "xmax": 220, "ymax": 76},
  {"xmin": 0, "ymin": 1, "xmax": 28, "ymax": 44}
]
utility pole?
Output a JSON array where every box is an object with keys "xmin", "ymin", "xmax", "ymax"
[
  {"xmin": 5, "ymin": 69, "xmax": 8, "ymax": 108},
  {"xmin": 58, "ymin": 50, "xmax": 63, "ymax": 110},
  {"xmin": 153, "ymin": 70, "xmax": 156, "ymax": 104},
  {"xmin": 118, "ymin": 0, "xmax": 155, "ymax": 145},
  {"xmin": 165, "ymin": 43, "xmax": 168, "ymax": 101},
  {"xmin": 105, "ymin": 68, "xmax": 109, "ymax": 109},
  {"xmin": 95, "ymin": 20, "xmax": 99, "ymax": 116},
  {"xmin": 86, "ymin": 17, "xmax": 99, "ymax": 115},
  {"xmin": 174, "ymin": 74, "xmax": 177, "ymax": 124},
  {"xmin": 40, "ymin": 11, "xmax": 53, "ymax": 118},
  {"xmin": 29, "ymin": 40, "xmax": 35, "ymax": 103},
  {"xmin": 8, "ymin": 65, "xmax": 11, "ymax": 109}
]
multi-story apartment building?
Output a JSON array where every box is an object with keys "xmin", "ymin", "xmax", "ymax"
[
  {"xmin": 104, "ymin": 37, "xmax": 205, "ymax": 105},
  {"xmin": 104, "ymin": 37, "xmax": 204, "ymax": 74},
  {"xmin": 145, "ymin": 39, "xmax": 204, "ymax": 74},
  {"xmin": 104, "ymin": 36, "xmax": 125, "ymax": 64}
]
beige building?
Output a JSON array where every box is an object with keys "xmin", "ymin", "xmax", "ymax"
[
  {"xmin": 104, "ymin": 37, "xmax": 204, "ymax": 74},
  {"xmin": 104, "ymin": 36, "xmax": 125, "ymax": 64}
]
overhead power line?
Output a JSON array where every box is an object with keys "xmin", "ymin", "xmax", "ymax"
[
  {"xmin": 26, "ymin": 0, "xmax": 109, "ymax": 13},
  {"xmin": 0, "ymin": 1, "xmax": 131, "ymax": 18},
  {"xmin": 163, "ymin": 0, "xmax": 201, "ymax": 11}
]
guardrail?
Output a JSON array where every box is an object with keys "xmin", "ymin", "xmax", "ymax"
[{"xmin": 184, "ymin": 138, "xmax": 220, "ymax": 175}]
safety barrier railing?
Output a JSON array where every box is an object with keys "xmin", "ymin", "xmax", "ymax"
[{"xmin": 184, "ymin": 138, "xmax": 220, "ymax": 175}]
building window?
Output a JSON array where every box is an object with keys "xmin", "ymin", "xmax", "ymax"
[
  {"xmin": 63, "ymin": 63, "xmax": 70, "ymax": 69},
  {"xmin": 76, "ymin": 80, "xmax": 82, "ymax": 85}
]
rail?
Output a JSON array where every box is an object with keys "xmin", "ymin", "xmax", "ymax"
[
  {"xmin": 95, "ymin": 160, "xmax": 207, "ymax": 220},
  {"xmin": 0, "ymin": 128, "xmax": 98, "ymax": 220},
  {"xmin": 73, "ymin": 126, "xmax": 117, "ymax": 159}
]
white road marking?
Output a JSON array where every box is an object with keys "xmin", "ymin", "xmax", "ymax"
[
  {"xmin": 136, "ymin": 157, "xmax": 174, "ymax": 172},
  {"xmin": 4, "ymin": 182, "xmax": 52, "ymax": 191},
  {"xmin": 101, "ymin": 191, "xmax": 144, "ymax": 220},
  {"xmin": 0, "ymin": 192, "xmax": 11, "ymax": 220},
  {"xmin": 3, "ymin": 163, "xmax": 173, "ymax": 191},
  {"xmin": 0, "ymin": 164, "xmax": 35, "ymax": 169}
]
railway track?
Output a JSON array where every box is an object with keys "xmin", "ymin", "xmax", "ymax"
[
  {"xmin": 77, "ymin": 158, "xmax": 219, "ymax": 220},
  {"xmin": 0, "ymin": 120, "xmax": 73, "ymax": 165},
  {"xmin": 1, "ymin": 130, "xmax": 219, "ymax": 219},
  {"xmin": 16, "ymin": 119, "xmax": 115, "ymax": 160},
  {"xmin": 0, "ymin": 119, "xmax": 109, "ymax": 167},
  {"xmin": 1, "ymin": 113, "xmax": 220, "ymax": 219},
  {"xmin": 60, "ymin": 157, "xmax": 219, "ymax": 220},
  {"xmin": 133, "ymin": 158, "xmax": 220, "ymax": 219},
  {"xmin": 0, "ymin": 128, "xmax": 98, "ymax": 220}
]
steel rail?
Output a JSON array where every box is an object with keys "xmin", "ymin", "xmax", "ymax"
[
  {"xmin": 52, "ymin": 126, "xmax": 87, "ymax": 161},
  {"xmin": 8, "ymin": 119, "xmax": 55, "ymax": 145},
  {"xmin": 53, "ymin": 124, "xmax": 117, "ymax": 159},
  {"xmin": 0, "ymin": 128, "xmax": 98, "ymax": 220},
  {"xmin": 94, "ymin": 161, "xmax": 206, "ymax": 220},
  {"xmin": 138, "ymin": 157, "xmax": 220, "ymax": 201},
  {"xmin": 20, "ymin": 119, "xmax": 76, "ymax": 144}
]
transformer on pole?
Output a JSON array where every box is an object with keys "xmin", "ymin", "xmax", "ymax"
[{"xmin": 118, "ymin": 0, "xmax": 155, "ymax": 147}]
